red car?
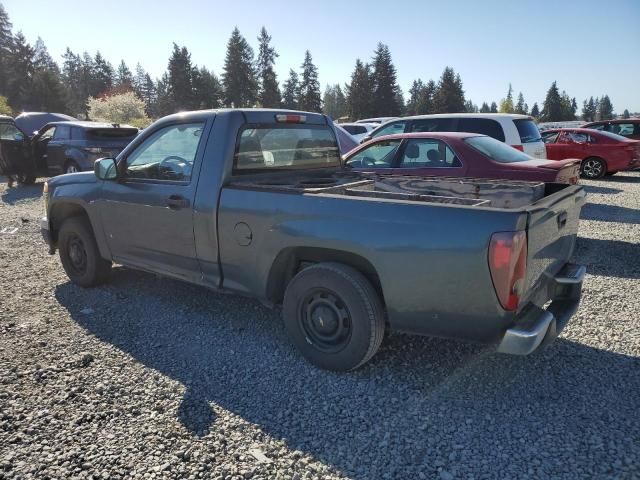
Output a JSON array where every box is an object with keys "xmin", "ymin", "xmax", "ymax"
[
  {"xmin": 541, "ymin": 128, "xmax": 640, "ymax": 179},
  {"xmin": 344, "ymin": 132, "xmax": 581, "ymax": 184}
]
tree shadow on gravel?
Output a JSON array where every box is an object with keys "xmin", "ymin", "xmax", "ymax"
[
  {"xmin": 575, "ymin": 237, "xmax": 640, "ymax": 279},
  {"xmin": 0, "ymin": 181, "xmax": 44, "ymax": 205},
  {"xmin": 580, "ymin": 202, "xmax": 640, "ymax": 224},
  {"xmin": 55, "ymin": 268, "xmax": 640, "ymax": 479}
]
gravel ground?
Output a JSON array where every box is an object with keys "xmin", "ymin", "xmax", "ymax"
[{"xmin": 0, "ymin": 173, "xmax": 639, "ymax": 480}]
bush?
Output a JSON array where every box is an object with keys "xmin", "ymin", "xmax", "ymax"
[
  {"xmin": 0, "ymin": 95, "xmax": 12, "ymax": 116},
  {"xmin": 87, "ymin": 92, "xmax": 150, "ymax": 127}
]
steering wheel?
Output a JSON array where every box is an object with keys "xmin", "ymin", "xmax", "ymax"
[
  {"xmin": 158, "ymin": 155, "xmax": 190, "ymax": 178},
  {"xmin": 361, "ymin": 157, "xmax": 377, "ymax": 168}
]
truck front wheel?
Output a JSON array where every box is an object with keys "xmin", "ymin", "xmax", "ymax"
[
  {"xmin": 58, "ymin": 217, "xmax": 112, "ymax": 287},
  {"xmin": 283, "ymin": 262, "xmax": 385, "ymax": 371}
]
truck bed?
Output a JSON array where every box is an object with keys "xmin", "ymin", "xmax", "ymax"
[{"xmin": 228, "ymin": 170, "xmax": 563, "ymax": 209}]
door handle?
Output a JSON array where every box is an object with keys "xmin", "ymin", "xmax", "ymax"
[
  {"xmin": 166, "ymin": 195, "xmax": 190, "ymax": 209},
  {"xmin": 557, "ymin": 211, "xmax": 568, "ymax": 229}
]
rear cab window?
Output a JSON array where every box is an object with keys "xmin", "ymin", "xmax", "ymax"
[
  {"xmin": 513, "ymin": 119, "xmax": 542, "ymax": 144},
  {"xmin": 234, "ymin": 125, "xmax": 341, "ymax": 173}
]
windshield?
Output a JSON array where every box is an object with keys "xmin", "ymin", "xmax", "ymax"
[
  {"xmin": 234, "ymin": 125, "xmax": 341, "ymax": 172},
  {"xmin": 464, "ymin": 136, "xmax": 534, "ymax": 163},
  {"xmin": 513, "ymin": 119, "xmax": 542, "ymax": 143}
]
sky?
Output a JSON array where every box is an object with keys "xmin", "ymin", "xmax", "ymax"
[{"xmin": 4, "ymin": 0, "xmax": 640, "ymax": 112}]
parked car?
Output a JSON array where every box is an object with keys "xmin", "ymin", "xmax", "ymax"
[
  {"xmin": 13, "ymin": 112, "xmax": 76, "ymax": 136},
  {"xmin": 338, "ymin": 122, "xmax": 377, "ymax": 142},
  {"xmin": 541, "ymin": 128, "xmax": 640, "ymax": 179},
  {"xmin": 363, "ymin": 114, "xmax": 547, "ymax": 159},
  {"xmin": 355, "ymin": 117, "xmax": 398, "ymax": 125},
  {"xmin": 582, "ymin": 119, "xmax": 640, "ymax": 140},
  {"xmin": 41, "ymin": 109, "xmax": 586, "ymax": 371},
  {"xmin": 345, "ymin": 132, "xmax": 580, "ymax": 184},
  {"xmin": 0, "ymin": 119, "xmax": 138, "ymax": 183},
  {"xmin": 333, "ymin": 123, "xmax": 359, "ymax": 154}
]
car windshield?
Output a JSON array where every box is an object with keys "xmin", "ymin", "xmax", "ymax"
[
  {"xmin": 594, "ymin": 130, "xmax": 629, "ymax": 142},
  {"xmin": 464, "ymin": 136, "xmax": 534, "ymax": 163},
  {"xmin": 234, "ymin": 125, "xmax": 341, "ymax": 172},
  {"xmin": 513, "ymin": 119, "xmax": 542, "ymax": 143}
]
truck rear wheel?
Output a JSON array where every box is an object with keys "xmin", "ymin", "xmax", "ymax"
[
  {"xmin": 283, "ymin": 262, "xmax": 385, "ymax": 371},
  {"xmin": 58, "ymin": 217, "xmax": 112, "ymax": 287}
]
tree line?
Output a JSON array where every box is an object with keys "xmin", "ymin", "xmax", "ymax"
[{"xmin": 0, "ymin": 3, "xmax": 625, "ymax": 125}]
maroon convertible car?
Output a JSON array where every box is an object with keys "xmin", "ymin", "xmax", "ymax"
[{"xmin": 345, "ymin": 132, "xmax": 581, "ymax": 184}]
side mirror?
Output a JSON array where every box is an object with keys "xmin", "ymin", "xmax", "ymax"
[{"xmin": 94, "ymin": 157, "xmax": 118, "ymax": 180}]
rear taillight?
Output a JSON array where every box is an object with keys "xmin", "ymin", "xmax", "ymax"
[
  {"xmin": 512, "ymin": 145, "xmax": 524, "ymax": 152},
  {"xmin": 488, "ymin": 231, "xmax": 528, "ymax": 311}
]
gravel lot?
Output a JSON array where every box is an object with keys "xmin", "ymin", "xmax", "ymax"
[{"xmin": 1, "ymin": 173, "xmax": 639, "ymax": 480}]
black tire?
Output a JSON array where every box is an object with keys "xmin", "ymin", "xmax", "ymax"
[
  {"xmin": 283, "ymin": 262, "xmax": 385, "ymax": 371},
  {"xmin": 64, "ymin": 161, "xmax": 80, "ymax": 174},
  {"xmin": 16, "ymin": 173, "xmax": 36, "ymax": 185},
  {"xmin": 580, "ymin": 157, "xmax": 607, "ymax": 179},
  {"xmin": 58, "ymin": 217, "xmax": 112, "ymax": 287}
]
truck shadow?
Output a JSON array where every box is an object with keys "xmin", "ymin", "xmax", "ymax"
[
  {"xmin": 580, "ymin": 202, "xmax": 640, "ymax": 224},
  {"xmin": 0, "ymin": 181, "xmax": 44, "ymax": 205},
  {"xmin": 575, "ymin": 236, "xmax": 640, "ymax": 279},
  {"xmin": 54, "ymin": 268, "xmax": 640, "ymax": 479},
  {"xmin": 581, "ymin": 185, "xmax": 623, "ymax": 195},
  {"xmin": 604, "ymin": 172, "xmax": 640, "ymax": 183}
]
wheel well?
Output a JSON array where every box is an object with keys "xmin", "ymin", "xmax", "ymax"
[
  {"xmin": 266, "ymin": 247, "xmax": 384, "ymax": 305},
  {"xmin": 50, "ymin": 203, "xmax": 90, "ymax": 244}
]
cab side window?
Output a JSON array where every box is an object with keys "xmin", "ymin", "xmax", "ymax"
[
  {"xmin": 399, "ymin": 139, "xmax": 461, "ymax": 168},
  {"xmin": 39, "ymin": 126, "xmax": 56, "ymax": 141},
  {"xmin": 125, "ymin": 123, "xmax": 204, "ymax": 181},
  {"xmin": 345, "ymin": 139, "xmax": 401, "ymax": 168}
]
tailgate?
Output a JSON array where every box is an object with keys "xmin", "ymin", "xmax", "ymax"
[
  {"xmin": 522, "ymin": 185, "xmax": 586, "ymax": 305},
  {"xmin": 552, "ymin": 159, "xmax": 581, "ymax": 184}
]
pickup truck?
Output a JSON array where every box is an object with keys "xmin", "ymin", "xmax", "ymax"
[{"xmin": 41, "ymin": 109, "xmax": 587, "ymax": 371}]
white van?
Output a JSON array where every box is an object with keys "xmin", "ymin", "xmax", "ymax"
[{"xmin": 364, "ymin": 113, "xmax": 547, "ymax": 159}]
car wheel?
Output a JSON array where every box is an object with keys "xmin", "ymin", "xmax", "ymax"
[
  {"xmin": 283, "ymin": 262, "xmax": 385, "ymax": 371},
  {"xmin": 58, "ymin": 217, "xmax": 112, "ymax": 287},
  {"xmin": 65, "ymin": 161, "xmax": 80, "ymax": 174},
  {"xmin": 581, "ymin": 157, "xmax": 606, "ymax": 179}
]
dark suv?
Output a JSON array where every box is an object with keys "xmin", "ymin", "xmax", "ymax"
[
  {"xmin": 0, "ymin": 118, "xmax": 138, "ymax": 183},
  {"xmin": 582, "ymin": 119, "xmax": 640, "ymax": 140}
]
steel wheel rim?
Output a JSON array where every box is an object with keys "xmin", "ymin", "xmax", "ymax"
[
  {"xmin": 583, "ymin": 159, "xmax": 603, "ymax": 178},
  {"xmin": 67, "ymin": 233, "xmax": 88, "ymax": 275},
  {"xmin": 298, "ymin": 289, "xmax": 351, "ymax": 353}
]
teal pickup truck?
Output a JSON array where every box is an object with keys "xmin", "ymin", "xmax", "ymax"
[{"xmin": 41, "ymin": 109, "xmax": 586, "ymax": 370}]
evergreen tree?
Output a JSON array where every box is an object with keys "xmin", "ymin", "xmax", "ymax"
[
  {"xmin": 623, "ymin": 109, "xmax": 630, "ymax": 119},
  {"xmin": 490, "ymin": 101, "xmax": 498, "ymax": 113},
  {"xmin": 395, "ymin": 88, "xmax": 406, "ymax": 116},
  {"xmin": 322, "ymin": 84, "xmax": 346, "ymax": 119},
  {"xmin": 570, "ymin": 97, "xmax": 578, "ymax": 120},
  {"xmin": 479, "ymin": 102, "xmax": 490, "ymax": 113},
  {"xmin": 6, "ymin": 32, "xmax": 34, "ymax": 110},
  {"xmin": 133, "ymin": 63, "xmax": 147, "ymax": 98},
  {"xmin": 0, "ymin": 3, "xmax": 13, "ymax": 96},
  {"xmin": 540, "ymin": 81, "xmax": 564, "ymax": 122},
  {"xmin": 33, "ymin": 37, "xmax": 57, "ymax": 71},
  {"xmin": 370, "ymin": 43, "xmax": 401, "ymax": 116},
  {"xmin": 281, "ymin": 69, "xmax": 299, "ymax": 110},
  {"xmin": 193, "ymin": 66, "xmax": 222, "ymax": 109},
  {"xmin": 256, "ymin": 27, "xmax": 281, "ymax": 108},
  {"xmin": 298, "ymin": 50, "xmax": 321, "ymax": 112},
  {"xmin": 167, "ymin": 43, "xmax": 195, "ymax": 111},
  {"xmin": 530, "ymin": 102, "xmax": 540, "ymax": 118},
  {"xmin": 598, "ymin": 95, "xmax": 614, "ymax": 120},
  {"xmin": 406, "ymin": 79, "xmax": 424, "ymax": 116},
  {"xmin": 581, "ymin": 96, "xmax": 596, "ymax": 121},
  {"xmin": 464, "ymin": 100, "xmax": 478, "ymax": 113},
  {"xmin": 115, "ymin": 60, "xmax": 133, "ymax": 90},
  {"xmin": 155, "ymin": 73, "xmax": 173, "ymax": 116},
  {"xmin": 92, "ymin": 51, "xmax": 114, "ymax": 96},
  {"xmin": 345, "ymin": 59, "xmax": 373, "ymax": 120},
  {"xmin": 433, "ymin": 67, "xmax": 465, "ymax": 113},
  {"xmin": 514, "ymin": 92, "xmax": 526, "ymax": 114},
  {"xmin": 222, "ymin": 27, "xmax": 257, "ymax": 107},
  {"xmin": 417, "ymin": 79, "xmax": 436, "ymax": 115},
  {"xmin": 499, "ymin": 83, "xmax": 514, "ymax": 113}
]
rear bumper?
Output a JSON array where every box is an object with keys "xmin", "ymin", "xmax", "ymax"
[{"xmin": 496, "ymin": 263, "xmax": 586, "ymax": 355}]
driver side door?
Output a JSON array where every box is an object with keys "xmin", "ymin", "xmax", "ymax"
[{"xmin": 98, "ymin": 121, "xmax": 207, "ymax": 282}]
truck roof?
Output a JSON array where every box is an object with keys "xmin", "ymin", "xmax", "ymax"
[{"xmin": 154, "ymin": 108, "xmax": 331, "ymax": 128}]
